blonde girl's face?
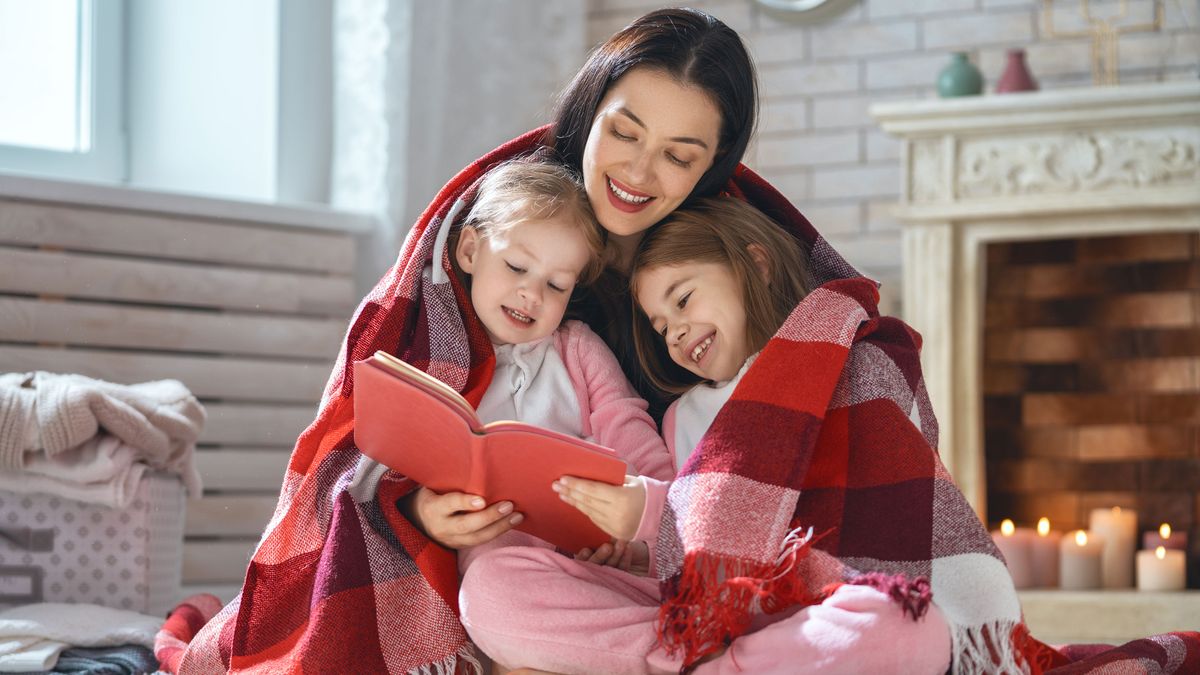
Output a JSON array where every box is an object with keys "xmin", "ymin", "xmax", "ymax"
[
  {"xmin": 455, "ymin": 217, "xmax": 593, "ymax": 346},
  {"xmin": 581, "ymin": 68, "xmax": 721, "ymax": 251},
  {"xmin": 635, "ymin": 261, "xmax": 751, "ymax": 384}
]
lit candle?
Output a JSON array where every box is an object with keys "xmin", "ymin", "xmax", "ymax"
[
  {"xmin": 1060, "ymin": 530, "xmax": 1105, "ymax": 590},
  {"xmin": 991, "ymin": 518, "xmax": 1034, "ymax": 588},
  {"xmin": 1136, "ymin": 545, "xmax": 1185, "ymax": 591},
  {"xmin": 1142, "ymin": 523, "xmax": 1188, "ymax": 552},
  {"xmin": 1029, "ymin": 517, "xmax": 1061, "ymax": 588},
  {"xmin": 1088, "ymin": 507, "xmax": 1137, "ymax": 588}
]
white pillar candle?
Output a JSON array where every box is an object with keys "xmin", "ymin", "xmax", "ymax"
[
  {"xmin": 991, "ymin": 519, "xmax": 1034, "ymax": 589},
  {"xmin": 1060, "ymin": 530, "xmax": 1105, "ymax": 590},
  {"xmin": 1089, "ymin": 507, "xmax": 1137, "ymax": 588},
  {"xmin": 1136, "ymin": 546, "xmax": 1185, "ymax": 591},
  {"xmin": 1029, "ymin": 517, "xmax": 1061, "ymax": 588}
]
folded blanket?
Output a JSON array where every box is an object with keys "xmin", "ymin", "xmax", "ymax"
[
  {"xmin": 35, "ymin": 645, "xmax": 157, "ymax": 675},
  {"xmin": 0, "ymin": 436, "xmax": 145, "ymax": 509},
  {"xmin": 0, "ymin": 604, "xmax": 161, "ymax": 673},
  {"xmin": 0, "ymin": 373, "xmax": 206, "ymax": 474}
]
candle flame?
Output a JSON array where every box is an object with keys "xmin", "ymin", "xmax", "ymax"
[
  {"xmin": 1113, "ymin": 506, "xmax": 1121, "ymax": 515},
  {"xmin": 1160, "ymin": 523, "xmax": 1172, "ymax": 539},
  {"xmin": 1075, "ymin": 530, "xmax": 1088, "ymax": 546},
  {"xmin": 1037, "ymin": 518, "xmax": 1050, "ymax": 536},
  {"xmin": 1001, "ymin": 519, "xmax": 1015, "ymax": 536},
  {"xmin": 1156, "ymin": 546, "xmax": 1166, "ymax": 560}
]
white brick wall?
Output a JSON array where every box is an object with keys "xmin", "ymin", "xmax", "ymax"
[{"xmin": 586, "ymin": 0, "xmax": 1199, "ymax": 313}]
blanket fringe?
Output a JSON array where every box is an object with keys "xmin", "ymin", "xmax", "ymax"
[
  {"xmin": 952, "ymin": 621, "xmax": 1032, "ymax": 675},
  {"xmin": 409, "ymin": 644, "xmax": 484, "ymax": 675},
  {"xmin": 657, "ymin": 525, "xmax": 820, "ymax": 668}
]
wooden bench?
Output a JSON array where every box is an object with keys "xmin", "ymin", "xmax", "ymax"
[{"xmin": 0, "ymin": 177, "xmax": 368, "ymax": 601}]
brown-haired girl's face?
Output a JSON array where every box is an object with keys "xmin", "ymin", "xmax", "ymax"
[
  {"xmin": 635, "ymin": 260, "xmax": 751, "ymax": 383},
  {"xmin": 581, "ymin": 68, "xmax": 720, "ymax": 249}
]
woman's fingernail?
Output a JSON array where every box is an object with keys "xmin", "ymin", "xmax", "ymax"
[
  {"xmin": 551, "ymin": 482, "xmax": 562, "ymax": 493},
  {"xmin": 510, "ymin": 513, "xmax": 524, "ymax": 525},
  {"xmin": 498, "ymin": 502, "xmax": 513, "ymax": 515},
  {"xmin": 471, "ymin": 497, "xmax": 485, "ymax": 508}
]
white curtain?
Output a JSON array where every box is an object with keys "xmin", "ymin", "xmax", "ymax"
[{"xmin": 331, "ymin": 0, "xmax": 588, "ymax": 293}]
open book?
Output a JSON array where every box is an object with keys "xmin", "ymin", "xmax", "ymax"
[{"xmin": 353, "ymin": 350, "xmax": 627, "ymax": 552}]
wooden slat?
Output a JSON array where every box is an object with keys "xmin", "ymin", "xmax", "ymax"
[
  {"xmin": 0, "ymin": 345, "xmax": 329, "ymax": 403},
  {"xmin": 0, "ymin": 247, "xmax": 355, "ymax": 316},
  {"xmin": 201, "ymin": 404, "xmax": 315, "ymax": 445},
  {"xmin": 183, "ymin": 540, "xmax": 256, "ymax": 584},
  {"xmin": 0, "ymin": 198, "xmax": 354, "ymax": 273},
  {"xmin": 195, "ymin": 449, "xmax": 290, "ymax": 491},
  {"xmin": 0, "ymin": 297, "xmax": 345, "ymax": 359},
  {"xmin": 186, "ymin": 495, "xmax": 277, "ymax": 537}
]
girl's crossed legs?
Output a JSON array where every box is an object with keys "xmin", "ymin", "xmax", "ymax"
[{"xmin": 459, "ymin": 546, "xmax": 952, "ymax": 675}]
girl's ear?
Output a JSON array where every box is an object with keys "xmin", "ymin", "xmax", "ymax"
[
  {"xmin": 747, "ymin": 243, "xmax": 771, "ymax": 285},
  {"xmin": 456, "ymin": 227, "xmax": 480, "ymax": 273}
]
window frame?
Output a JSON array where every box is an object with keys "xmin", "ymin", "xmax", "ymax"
[{"xmin": 0, "ymin": 0, "xmax": 125, "ymax": 183}]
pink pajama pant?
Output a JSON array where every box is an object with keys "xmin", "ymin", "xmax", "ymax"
[{"xmin": 458, "ymin": 545, "xmax": 952, "ymax": 675}]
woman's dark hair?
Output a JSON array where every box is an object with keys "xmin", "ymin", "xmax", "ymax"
[{"xmin": 548, "ymin": 8, "xmax": 757, "ymax": 200}]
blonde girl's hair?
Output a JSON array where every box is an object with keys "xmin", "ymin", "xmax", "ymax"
[
  {"xmin": 630, "ymin": 197, "xmax": 814, "ymax": 394},
  {"xmin": 456, "ymin": 159, "xmax": 605, "ymax": 285}
]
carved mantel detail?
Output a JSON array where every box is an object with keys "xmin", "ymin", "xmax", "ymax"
[{"xmin": 958, "ymin": 131, "xmax": 1199, "ymax": 199}]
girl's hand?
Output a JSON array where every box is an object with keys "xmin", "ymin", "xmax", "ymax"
[
  {"xmin": 399, "ymin": 486, "xmax": 524, "ymax": 549},
  {"xmin": 553, "ymin": 475, "xmax": 646, "ymax": 540},
  {"xmin": 575, "ymin": 539, "xmax": 650, "ymax": 577}
]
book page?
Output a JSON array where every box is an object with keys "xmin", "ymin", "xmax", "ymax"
[{"xmin": 371, "ymin": 351, "xmax": 478, "ymax": 424}]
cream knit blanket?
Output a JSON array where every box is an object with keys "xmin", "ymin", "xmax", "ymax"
[{"xmin": 0, "ymin": 372, "xmax": 205, "ymax": 474}]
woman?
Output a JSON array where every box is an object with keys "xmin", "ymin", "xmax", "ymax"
[{"xmin": 174, "ymin": 8, "xmax": 1050, "ymax": 675}]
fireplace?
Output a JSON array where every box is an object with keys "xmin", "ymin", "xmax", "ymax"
[
  {"xmin": 871, "ymin": 81, "xmax": 1200, "ymax": 639},
  {"xmin": 983, "ymin": 231, "xmax": 1199, "ymax": 540}
]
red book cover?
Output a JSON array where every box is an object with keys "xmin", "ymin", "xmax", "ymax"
[{"xmin": 353, "ymin": 351, "xmax": 627, "ymax": 552}]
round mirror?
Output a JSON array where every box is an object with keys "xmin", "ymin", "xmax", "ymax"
[{"xmin": 754, "ymin": 0, "xmax": 860, "ymax": 22}]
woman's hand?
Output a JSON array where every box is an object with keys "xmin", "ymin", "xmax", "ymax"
[
  {"xmin": 399, "ymin": 486, "xmax": 524, "ymax": 549},
  {"xmin": 553, "ymin": 475, "xmax": 646, "ymax": 540},
  {"xmin": 575, "ymin": 539, "xmax": 650, "ymax": 577}
]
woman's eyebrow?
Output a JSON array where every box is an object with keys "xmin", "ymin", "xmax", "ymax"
[{"xmin": 617, "ymin": 107, "xmax": 710, "ymax": 150}]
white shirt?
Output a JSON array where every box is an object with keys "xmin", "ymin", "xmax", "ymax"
[
  {"xmin": 475, "ymin": 333, "xmax": 585, "ymax": 440},
  {"xmin": 671, "ymin": 354, "xmax": 758, "ymax": 469}
]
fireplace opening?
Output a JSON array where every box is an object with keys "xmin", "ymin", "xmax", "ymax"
[{"xmin": 982, "ymin": 231, "xmax": 1199, "ymax": 587}]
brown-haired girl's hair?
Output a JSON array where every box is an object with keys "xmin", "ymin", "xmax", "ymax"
[
  {"xmin": 630, "ymin": 197, "xmax": 814, "ymax": 393},
  {"xmin": 547, "ymin": 8, "xmax": 757, "ymax": 201},
  {"xmin": 455, "ymin": 159, "xmax": 605, "ymax": 286}
]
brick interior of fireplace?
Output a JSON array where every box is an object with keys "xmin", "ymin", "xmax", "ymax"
[{"xmin": 983, "ymin": 231, "xmax": 1199, "ymax": 586}]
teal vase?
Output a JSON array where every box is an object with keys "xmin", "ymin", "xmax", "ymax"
[{"xmin": 937, "ymin": 52, "xmax": 984, "ymax": 97}]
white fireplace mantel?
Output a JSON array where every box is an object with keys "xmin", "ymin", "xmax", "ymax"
[{"xmin": 871, "ymin": 81, "xmax": 1200, "ymax": 518}]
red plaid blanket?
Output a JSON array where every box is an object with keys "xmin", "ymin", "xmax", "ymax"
[{"xmin": 171, "ymin": 128, "xmax": 1200, "ymax": 674}]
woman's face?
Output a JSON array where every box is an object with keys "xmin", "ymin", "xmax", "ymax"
[{"xmin": 582, "ymin": 68, "xmax": 721, "ymax": 248}]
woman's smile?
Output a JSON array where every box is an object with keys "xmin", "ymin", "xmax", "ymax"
[{"xmin": 606, "ymin": 176, "xmax": 654, "ymax": 213}]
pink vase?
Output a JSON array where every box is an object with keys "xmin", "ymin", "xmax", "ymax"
[{"xmin": 996, "ymin": 49, "xmax": 1038, "ymax": 93}]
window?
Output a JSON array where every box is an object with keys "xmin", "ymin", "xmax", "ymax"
[{"xmin": 0, "ymin": 0, "xmax": 124, "ymax": 182}]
